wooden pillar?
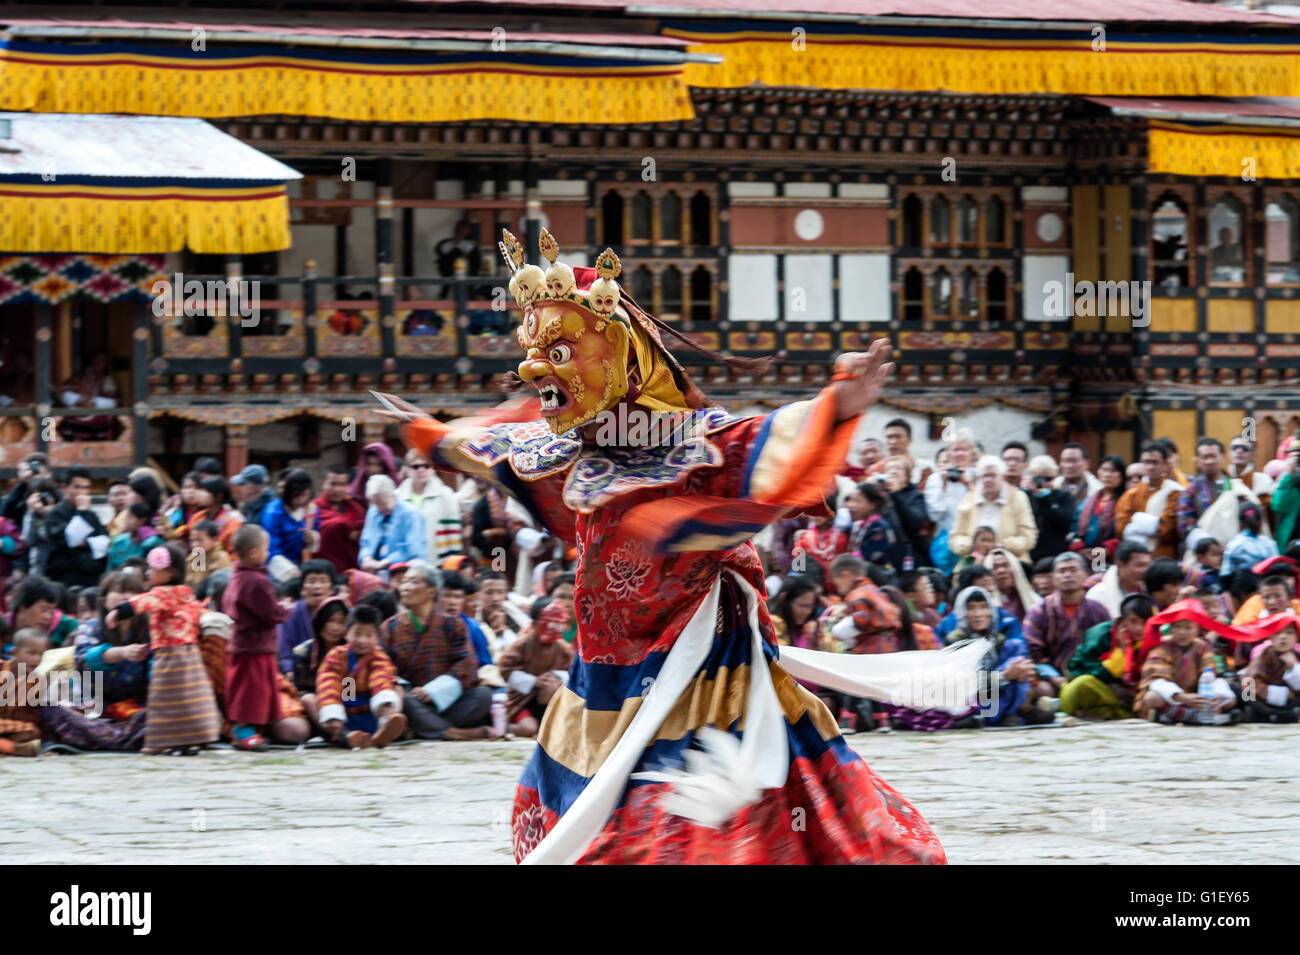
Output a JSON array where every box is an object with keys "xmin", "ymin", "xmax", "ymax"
[
  {"xmin": 225, "ymin": 423, "xmax": 250, "ymax": 476},
  {"xmin": 376, "ymin": 158, "xmax": 396, "ymax": 359},
  {"xmin": 132, "ymin": 299, "xmax": 149, "ymax": 466},
  {"xmin": 524, "ymin": 162, "xmax": 542, "ymax": 265},
  {"xmin": 303, "ymin": 259, "xmax": 318, "ymax": 357},
  {"xmin": 225, "ymin": 255, "xmax": 244, "ymax": 358},
  {"xmin": 35, "ymin": 303, "xmax": 52, "ymax": 456}
]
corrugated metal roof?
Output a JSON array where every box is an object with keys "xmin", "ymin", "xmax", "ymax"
[
  {"xmin": 1088, "ymin": 96, "xmax": 1300, "ymax": 121},
  {"xmin": 393, "ymin": 0, "xmax": 1297, "ymax": 24},
  {"xmin": 0, "ymin": 113, "xmax": 302, "ymax": 181}
]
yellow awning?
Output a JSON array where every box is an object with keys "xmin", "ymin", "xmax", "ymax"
[{"xmin": 0, "ymin": 113, "xmax": 300, "ymax": 253}]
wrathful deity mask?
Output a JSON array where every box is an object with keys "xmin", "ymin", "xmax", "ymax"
[
  {"xmin": 516, "ymin": 299, "xmax": 631, "ymax": 434},
  {"xmin": 502, "ymin": 228, "xmax": 686, "ymax": 436}
]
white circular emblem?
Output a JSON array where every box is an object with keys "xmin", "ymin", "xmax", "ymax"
[
  {"xmin": 1035, "ymin": 212, "xmax": 1064, "ymax": 243},
  {"xmin": 793, "ymin": 209, "xmax": 825, "ymax": 241}
]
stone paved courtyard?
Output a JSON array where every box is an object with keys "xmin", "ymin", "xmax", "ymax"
[{"xmin": 4, "ymin": 720, "xmax": 1296, "ymax": 864}]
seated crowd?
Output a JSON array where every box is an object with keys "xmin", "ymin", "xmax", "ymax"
[{"xmin": 1, "ymin": 417, "xmax": 1298, "ymax": 757}]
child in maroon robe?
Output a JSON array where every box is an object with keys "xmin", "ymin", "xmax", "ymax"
[{"xmin": 221, "ymin": 524, "xmax": 289, "ymax": 751}]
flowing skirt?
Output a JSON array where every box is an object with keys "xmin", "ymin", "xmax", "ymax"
[
  {"xmin": 145, "ymin": 644, "xmax": 221, "ymax": 750},
  {"xmin": 511, "ymin": 572, "xmax": 947, "ymax": 865}
]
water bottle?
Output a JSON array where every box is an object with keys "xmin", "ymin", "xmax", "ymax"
[
  {"xmin": 1197, "ymin": 667, "xmax": 1217, "ymax": 724},
  {"xmin": 490, "ymin": 689, "xmax": 508, "ymax": 737}
]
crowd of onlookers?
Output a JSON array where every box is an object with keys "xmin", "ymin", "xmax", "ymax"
[
  {"xmin": 761, "ymin": 420, "xmax": 1300, "ymax": 730},
  {"xmin": 1, "ymin": 414, "xmax": 1299, "ymax": 758}
]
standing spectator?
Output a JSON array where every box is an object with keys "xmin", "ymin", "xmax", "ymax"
[
  {"xmin": 1053, "ymin": 443, "xmax": 1101, "ymax": 511},
  {"xmin": 1175, "ymin": 437, "xmax": 1229, "ymax": 552},
  {"xmin": 103, "ymin": 478, "xmax": 133, "ymax": 537},
  {"xmin": 1274, "ymin": 441, "xmax": 1300, "ymax": 553},
  {"xmin": 382, "ymin": 560, "xmax": 493, "ymax": 740},
  {"xmin": 191, "ymin": 477, "xmax": 245, "ymax": 555},
  {"xmin": 1026, "ymin": 455, "xmax": 1075, "ymax": 562},
  {"xmin": 882, "ymin": 455, "xmax": 929, "ymax": 563},
  {"xmin": 1073, "ymin": 454, "xmax": 1125, "ymax": 550},
  {"xmin": 260, "ymin": 468, "xmax": 318, "ymax": 573},
  {"xmin": 844, "ymin": 482, "xmax": 903, "ymax": 571},
  {"xmin": 1227, "ymin": 437, "xmax": 1274, "ymax": 512},
  {"xmin": 2, "ymin": 452, "xmax": 51, "ymax": 538},
  {"xmin": 950, "ymin": 456, "xmax": 1037, "ymax": 563},
  {"xmin": 185, "ymin": 520, "xmax": 232, "ymax": 592},
  {"xmin": 1001, "ymin": 441, "xmax": 1029, "ymax": 490},
  {"xmin": 43, "ymin": 467, "xmax": 109, "ymax": 588},
  {"xmin": 1115, "ymin": 441, "xmax": 1183, "ymax": 559},
  {"xmin": 312, "ymin": 464, "xmax": 366, "ymax": 575},
  {"xmin": 396, "ymin": 449, "xmax": 463, "ymax": 560},
  {"xmin": 1022, "ymin": 552, "xmax": 1112, "ymax": 700},
  {"xmin": 231, "ymin": 465, "xmax": 274, "ymax": 526},
  {"xmin": 21, "ymin": 481, "xmax": 59, "ymax": 578},
  {"xmin": 348, "ymin": 442, "xmax": 400, "ymax": 506},
  {"xmin": 222, "ymin": 525, "xmax": 291, "ymax": 751},
  {"xmin": 359, "ymin": 475, "xmax": 428, "ymax": 573},
  {"xmin": 883, "ymin": 418, "xmax": 917, "ymax": 478},
  {"xmin": 106, "ymin": 544, "xmax": 221, "ymax": 754},
  {"xmin": 923, "ymin": 429, "xmax": 977, "ymax": 572}
]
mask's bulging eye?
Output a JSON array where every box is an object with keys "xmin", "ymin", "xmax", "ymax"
[{"xmin": 549, "ymin": 344, "xmax": 572, "ymax": 363}]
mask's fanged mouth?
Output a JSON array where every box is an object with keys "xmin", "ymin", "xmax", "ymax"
[{"xmin": 536, "ymin": 379, "xmax": 569, "ymax": 414}]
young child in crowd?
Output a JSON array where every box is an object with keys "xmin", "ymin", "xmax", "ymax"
[
  {"xmin": 0, "ymin": 628, "xmax": 47, "ymax": 756},
  {"xmin": 1239, "ymin": 614, "xmax": 1300, "ymax": 723},
  {"xmin": 107, "ymin": 503, "xmax": 163, "ymax": 571},
  {"xmin": 954, "ymin": 527, "xmax": 997, "ymax": 575},
  {"xmin": 107, "ymin": 544, "xmax": 221, "ymax": 755},
  {"xmin": 74, "ymin": 587, "xmax": 98, "ymax": 623},
  {"xmin": 1224, "ymin": 504, "xmax": 1277, "ymax": 579},
  {"xmin": 186, "ymin": 520, "xmax": 232, "ymax": 592},
  {"xmin": 1135, "ymin": 604, "xmax": 1239, "ymax": 725},
  {"xmin": 221, "ymin": 525, "xmax": 290, "ymax": 752},
  {"xmin": 792, "ymin": 499, "xmax": 849, "ymax": 581},
  {"xmin": 497, "ymin": 597, "xmax": 575, "ymax": 739},
  {"xmin": 1187, "ymin": 538, "xmax": 1224, "ymax": 594},
  {"xmin": 315, "ymin": 604, "xmax": 407, "ymax": 749}
]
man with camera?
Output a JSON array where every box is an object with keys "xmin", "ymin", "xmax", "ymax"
[{"xmin": 1026, "ymin": 455, "xmax": 1075, "ymax": 562}]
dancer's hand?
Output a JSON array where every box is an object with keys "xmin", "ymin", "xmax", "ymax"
[{"xmin": 832, "ymin": 339, "xmax": 894, "ymax": 422}]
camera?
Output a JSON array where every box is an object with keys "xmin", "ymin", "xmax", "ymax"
[{"xmin": 945, "ymin": 468, "xmax": 963, "ymax": 482}]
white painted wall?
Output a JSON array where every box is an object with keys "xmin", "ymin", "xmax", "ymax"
[
  {"xmin": 728, "ymin": 253, "xmax": 778, "ymax": 321},
  {"xmin": 839, "ymin": 253, "xmax": 891, "ymax": 322},
  {"xmin": 784, "ymin": 254, "xmax": 833, "ymax": 322},
  {"xmin": 1022, "ymin": 254, "xmax": 1070, "ymax": 321}
]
